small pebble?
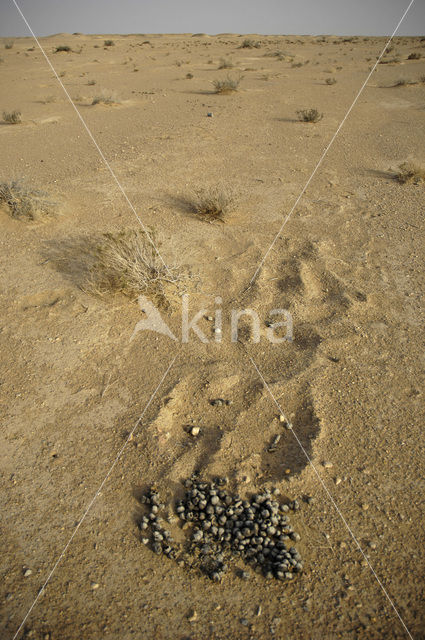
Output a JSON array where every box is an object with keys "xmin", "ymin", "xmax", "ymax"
[
  {"xmin": 187, "ymin": 609, "xmax": 198, "ymax": 622},
  {"xmin": 190, "ymin": 426, "xmax": 200, "ymax": 437},
  {"xmin": 23, "ymin": 569, "xmax": 32, "ymax": 577},
  {"xmin": 91, "ymin": 582, "xmax": 99, "ymax": 590},
  {"xmin": 322, "ymin": 461, "xmax": 333, "ymax": 469}
]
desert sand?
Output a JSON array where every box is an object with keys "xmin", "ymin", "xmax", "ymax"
[{"xmin": 0, "ymin": 32, "xmax": 424, "ymax": 639}]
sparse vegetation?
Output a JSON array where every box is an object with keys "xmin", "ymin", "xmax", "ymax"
[
  {"xmin": 407, "ymin": 52, "xmax": 421, "ymax": 60},
  {"xmin": 212, "ymin": 75, "xmax": 241, "ymax": 94},
  {"xmin": 190, "ymin": 186, "xmax": 237, "ymax": 221},
  {"xmin": 325, "ymin": 77, "xmax": 337, "ymax": 85},
  {"xmin": 240, "ymin": 39, "xmax": 260, "ymax": 49},
  {"xmin": 85, "ymin": 229, "xmax": 187, "ymax": 305},
  {"xmin": 87, "ymin": 79, "xmax": 96, "ymax": 85},
  {"xmin": 0, "ymin": 180, "xmax": 58, "ymax": 220},
  {"xmin": 5, "ymin": 41, "xmax": 13, "ymax": 49},
  {"xmin": 104, "ymin": 40, "xmax": 114, "ymax": 47},
  {"xmin": 297, "ymin": 108, "xmax": 323, "ymax": 123},
  {"xmin": 2, "ymin": 110, "xmax": 21, "ymax": 124},
  {"xmin": 186, "ymin": 72, "xmax": 193, "ymax": 79},
  {"xmin": 55, "ymin": 45, "xmax": 71, "ymax": 53},
  {"xmin": 92, "ymin": 90, "xmax": 120, "ymax": 105},
  {"xmin": 218, "ymin": 57, "xmax": 233, "ymax": 69},
  {"xmin": 396, "ymin": 162, "xmax": 425, "ymax": 184}
]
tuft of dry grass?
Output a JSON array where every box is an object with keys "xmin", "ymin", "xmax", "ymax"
[
  {"xmin": 92, "ymin": 90, "xmax": 121, "ymax": 105},
  {"xmin": 396, "ymin": 162, "xmax": 425, "ymax": 184},
  {"xmin": 2, "ymin": 110, "xmax": 21, "ymax": 124},
  {"xmin": 55, "ymin": 45, "xmax": 71, "ymax": 53},
  {"xmin": 0, "ymin": 180, "xmax": 58, "ymax": 220},
  {"xmin": 104, "ymin": 40, "xmax": 114, "ymax": 47},
  {"xmin": 85, "ymin": 229, "xmax": 188, "ymax": 305},
  {"xmin": 5, "ymin": 41, "xmax": 13, "ymax": 49},
  {"xmin": 325, "ymin": 77, "xmax": 337, "ymax": 85},
  {"xmin": 297, "ymin": 108, "xmax": 323, "ymax": 123},
  {"xmin": 407, "ymin": 52, "xmax": 421, "ymax": 60},
  {"xmin": 212, "ymin": 75, "xmax": 241, "ymax": 94},
  {"xmin": 87, "ymin": 79, "xmax": 96, "ymax": 85},
  {"xmin": 189, "ymin": 186, "xmax": 237, "ymax": 221}
]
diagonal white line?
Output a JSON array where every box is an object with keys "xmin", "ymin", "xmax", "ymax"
[
  {"xmin": 249, "ymin": 0, "xmax": 416, "ymax": 285},
  {"xmin": 248, "ymin": 355, "xmax": 413, "ymax": 640},
  {"xmin": 12, "ymin": 354, "xmax": 178, "ymax": 640},
  {"xmin": 11, "ymin": 0, "xmax": 173, "ymax": 278}
]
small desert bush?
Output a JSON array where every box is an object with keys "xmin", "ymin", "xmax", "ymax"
[
  {"xmin": 104, "ymin": 40, "xmax": 114, "ymax": 47},
  {"xmin": 218, "ymin": 57, "xmax": 233, "ymax": 69},
  {"xmin": 5, "ymin": 41, "xmax": 13, "ymax": 49},
  {"xmin": 325, "ymin": 77, "xmax": 337, "ymax": 85},
  {"xmin": 55, "ymin": 45, "xmax": 71, "ymax": 53},
  {"xmin": 407, "ymin": 52, "xmax": 421, "ymax": 60},
  {"xmin": 2, "ymin": 110, "xmax": 21, "ymax": 124},
  {"xmin": 186, "ymin": 72, "xmax": 193, "ymax": 79},
  {"xmin": 92, "ymin": 90, "xmax": 120, "ymax": 105},
  {"xmin": 0, "ymin": 180, "xmax": 57, "ymax": 220},
  {"xmin": 86, "ymin": 229, "xmax": 187, "ymax": 305},
  {"xmin": 297, "ymin": 108, "xmax": 323, "ymax": 123},
  {"xmin": 212, "ymin": 75, "xmax": 241, "ymax": 93},
  {"xmin": 87, "ymin": 79, "xmax": 96, "ymax": 85},
  {"xmin": 240, "ymin": 39, "xmax": 260, "ymax": 49},
  {"xmin": 396, "ymin": 162, "xmax": 425, "ymax": 184},
  {"xmin": 190, "ymin": 186, "xmax": 237, "ymax": 221}
]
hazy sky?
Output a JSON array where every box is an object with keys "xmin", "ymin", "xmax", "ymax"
[{"xmin": 0, "ymin": 0, "xmax": 424, "ymax": 38}]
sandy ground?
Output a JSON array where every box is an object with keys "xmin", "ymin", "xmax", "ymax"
[{"xmin": 0, "ymin": 32, "xmax": 424, "ymax": 640}]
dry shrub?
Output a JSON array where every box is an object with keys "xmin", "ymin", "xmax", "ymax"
[
  {"xmin": 190, "ymin": 186, "xmax": 237, "ymax": 221},
  {"xmin": 3, "ymin": 110, "xmax": 21, "ymax": 124},
  {"xmin": 396, "ymin": 162, "xmax": 425, "ymax": 184},
  {"xmin": 55, "ymin": 45, "xmax": 71, "ymax": 52},
  {"xmin": 86, "ymin": 229, "xmax": 189, "ymax": 305},
  {"xmin": 297, "ymin": 108, "xmax": 323, "ymax": 123},
  {"xmin": 212, "ymin": 75, "xmax": 241, "ymax": 93},
  {"xmin": 407, "ymin": 52, "xmax": 421, "ymax": 60},
  {"xmin": 104, "ymin": 40, "xmax": 114, "ymax": 47},
  {"xmin": 325, "ymin": 77, "xmax": 336, "ymax": 85},
  {"xmin": 0, "ymin": 180, "xmax": 58, "ymax": 220}
]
